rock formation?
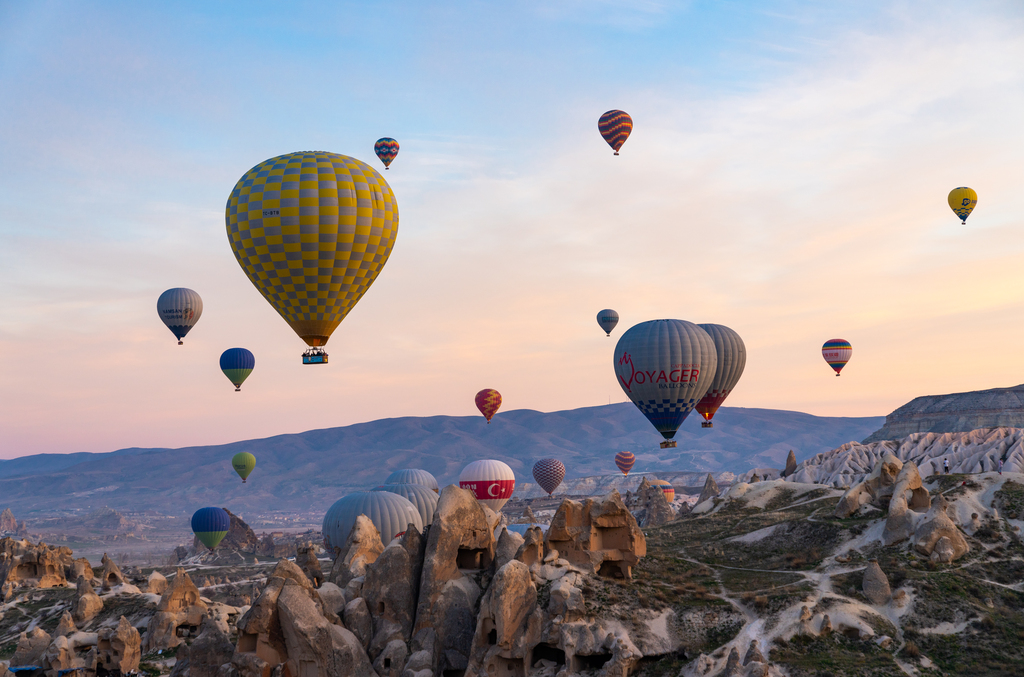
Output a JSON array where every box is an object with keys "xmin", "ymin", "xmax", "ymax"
[
  {"xmin": 55, "ymin": 611, "xmax": 77, "ymax": 638},
  {"xmin": 99, "ymin": 553, "xmax": 125, "ymax": 588},
  {"xmin": 545, "ymin": 490, "xmax": 646, "ymax": 580},
  {"xmin": 147, "ymin": 570, "xmax": 168, "ymax": 595},
  {"xmin": 782, "ymin": 450, "xmax": 798, "ymax": 478},
  {"xmin": 186, "ymin": 617, "xmax": 235, "ymax": 677},
  {"xmin": 361, "ymin": 528, "xmax": 425, "ymax": 659},
  {"xmin": 862, "ymin": 560, "xmax": 891, "ymax": 605},
  {"xmin": 12, "ymin": 628, "xmax": 52, "ymax": 667},
  {"xmin": 863, "ymin": 383, "xmax": 1024, "ymax": 442},
  {"xmin": 913, "ymin": 494, "xmax": 970, "ymax": 562},
  {"xmin": 413, "ymin": 485, "xmax": 495, "ymax": 675},
  {"xmin": 73, "ymin": 575, "xmax": 103, "ymax": 623},
  {"xmin": 882, "ymin": 461, "xmax": 930, "ymax": 545},
  {"xmin": 329, "ymin": 515, "xmax": 385, "ymax": 588},
  {"xmin": 192, "ymin": 507, "xmax": 260, "ymax": 554},
  {"xmin": 97, "ymin": 616, "xmax": 141, "ymax": 675},
  {"xmin": 295, "ymin": 542, "xmax": 324, "ymax": 587},
  {"xmin": 792, "ymin": 427, "xmax": 1024, "ymax": 486},
  {"xmin": 67, "ymin": 557, "xmax": 94, "ymax": 584},
  {"xmin": 143, "ymin": 568, "xmax": 208, "ymax": 651},
  {"xmin": 0, "ymin": 508, "xmax": 16, "ymax": 533},
  {"xmin": 633, "ymin": 477, "xmax": 676, "ymax": 527},
  {"xmin": 0, "ymin": 538, "xmax": 71, "ymax": 590},
  {"xmin": 696, "ymin": 473, "xmax": 720, "ymax": 506}
]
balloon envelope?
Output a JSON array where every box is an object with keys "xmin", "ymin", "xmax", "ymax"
[
  {"xmin": 532, "ymin": 459, "xmax": 566, "ymax": 495},
  {"xmin": 613, "ymin": 320, "xmax": 718, "ymax": 440},
  {"xmin": 157, "ymin": 288, "xmax": 203, "ymax": 344},
  {"xmin": 598, "ymin": 110, "xmax": 633, "ymax": 154},
  {"xmin": 374, "ymin": 138, "xmax": 400, "ymax": 169},
  {"xmin": 475, "ymin": 389, "xmax": 502, "ymax": 423},
  {"xmin": 695, "ymin": 324, "xmax": 747, "ymax": 426},
  {"xmin": 649, "ymin": 479, "xmax": 675, "ymax": 503},
  {"xmin": 822, "ymin": 339, "xmax": 852, "ymax": 376},
  {"xmin": 322, "ymin": 491, "xmax": 423, "ymax": 552},
  {"xmin": 459, "ymin": 459, "xmax": 515, "ymax": 512},
  {"xmin": 225, "ymin": 151, "xmax": 399, "ymax": 349},
  {"xmin": 231, "ymin": 452, "xmax": 255, "ymax": 482},
  {"xmin": 614, "ymin": 451, "xmax": 636, "ymax": 476},
  {"xmin": 191, "ymin": 507, "xmax": 230, "ymax": 550},
  {"xmin": 372, "ymin": 483, "xmax": 439, "ymax": 527},
  {"xmin": 948, "ymin": 187, "xmax": 977, "ymax": 223},
  {"xmin": 220, "ymin": 348, "xmax": 255, "ymax": 390},
  {"xmin": 384, "ymin": 468, "xmax": 439, "ymax": 493},
  {"xmin": 597, "ymin": 309, "xmax": 619, "ymax": 337}
]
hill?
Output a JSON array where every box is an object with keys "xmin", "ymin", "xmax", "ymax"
[
  {"xmin": 863, "ymin": 383, "xmax": 1024, "ymax": 442},
  {"xmin": 0, "ymin": 403, "xmax": 882, "ymax": 515}
]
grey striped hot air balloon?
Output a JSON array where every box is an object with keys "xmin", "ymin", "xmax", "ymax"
[
  {"xmin": 322, "ymin": 491, "xmax": 423, "ymax": 552},
  {"xmin": 695, "ymin": 324, "xmax": 747, "ymax": 429},
  {"xmin": 384, "ymin": 468, "xmax": 439, "ymax": 493},
  {"xmin": 157, "ymin": 288, "xmax": 203, "ymax": 344},
  {"xmin": 373, "ymin": 483, "xmax": 439, "ymax": 527}
]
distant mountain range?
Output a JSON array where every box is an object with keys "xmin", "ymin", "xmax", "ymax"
[
  {"xmin": 0, "ymin": 403, "xmax": 883, "ymax": 516},
  {"xmin": 863, "ymin": 383, "xmax": 1024, "ymax": 442}
]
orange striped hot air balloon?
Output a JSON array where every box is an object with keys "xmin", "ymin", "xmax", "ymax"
[
  {"xmin": 598, "ymin": 110, "xmax": 632, "ymax": 155},
  {"xmin": 615, "ymin": 451, "xmax": 636, "ymax": 476},
  {"xmin": 475, "ymin": 389, "xmax": 502, "ymax": 423}
]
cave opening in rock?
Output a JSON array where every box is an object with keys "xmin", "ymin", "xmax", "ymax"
[
  {"xmin": 488, "ymin": 628, "xmax": 497, "ymax": 645},
  {"xmin": 532, "ymin": 643, "xmax": 566, "ymax": 667},
  {"xmin": 597, "ymin": 560, "xmax": 626, "ymax": 579},
  {"xmin": 576, "ymin": 653, "xmax": 613, "ymax": 669},
  {"xmin": 383, "ymin": 658, "xmax": 391, "ymax": 668},
  {"xmin": 456, "ymin": 547, "xmax": 492, "ymax": 570},
  {"xmin": 442, "ymin": 671, "xmax": 466, "ymax": 677},
  {"xmin": 237, "ymin": 632, "xmax": 257, "ymax": 653},
  {"xmin": 486, "ymin": 656, "xmax": 524, "ymax": 676}
]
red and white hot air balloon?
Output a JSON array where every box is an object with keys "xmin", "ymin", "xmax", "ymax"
[
  {"xmin": 459, "ymin": 459, "xmax": 515, "ymax": 511},
  {"xmin": 475, "ymin": 389, "xmax": 502, "ymax": 423}
]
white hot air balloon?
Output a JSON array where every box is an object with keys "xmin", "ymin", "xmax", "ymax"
[
  {"xmin": 613, "ymin": 319, "xmax": 717, "ymax": 448},
  {"xmin": 157, "ymin": 288, "xmax": 203, "ymax": 345},
  {"xmin": 384, "ymin": 468, "xmax": 440, "ymax": 493},
  {"xmin": 596, "ymin": 309, "xmax": 619, "ymax": 337},
  {"xmin": 694, "ymin": 324, "xmax": 747, "ymax": 428},
  {"xmin": 322, "ymin": 491, "xmax": 423, "ymax": 553},
  {"xmin": 459, "ymin": 459, "xmax": 515, "ymax": 512},
  {"xmin": 373, "ymin": 483, "xmax": 440, "ymax": 527}
]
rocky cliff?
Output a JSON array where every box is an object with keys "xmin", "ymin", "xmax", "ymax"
[{"xmin": 863, "ymin": 383, "xmax": 1024, "ymax": 442}]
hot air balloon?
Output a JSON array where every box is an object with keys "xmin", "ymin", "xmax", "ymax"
[
  {"xmin": 374, "ymin": 138, "xmax": 400, "ymax": 170},
  {"xmin": 695, "ymin": 324, "xmax": 747, "ymax": 429},
  {"xmin": 598, "ymin": 110, "xmax": 632, "ymax": 155},
  {"xmin": 231, "ymin": 452, "xmax": 255, "ymax": 483},
  {"xmin": 191, "ymin": 507, "xmax": 231, "ymax": 550},
  {"xmin": 220, "ymin": 348, "xmax": 254, "ymax": 391},
  {"xmin": 532, "ymin": 459, "xmax": 566, "ymax": 496},
  {"xmin": 225, "ymin": 151, "xmax": 399, "ymax": 364},
  {"xmin": 373, "ymin": 483, "xmax": 439, "ymax": 527},
  {"xmin": 597, "ymin": 309, "xmax": 619, "ymax": 337},
  {"xmin": 615, "ymin": 451, "xmax": 636, "ymax": 476},
  {"xmin": 157, "ymin": 288, "xmax": 203, "ymax": 345},
  {"xmin": 614, "ymin": 320, "xmax": 717, "ymax": 448},
  {"xmin": 649, "ymin": 479, "xmax": 675, "ymax": 503},
  {"xmin": 475, "ymin": 389, "xmax": 502, "ymax": 423},
  {"xmin": 822, "ymin": 339, "xmax": 852, "ymax": 376},
  {"xmin": 323, "ymin": 491, "xmax": 423, "ymax": 553},
  {"xmin": 459, "ymin": 459, "xmax": 515, "ymax": 512},
  {"xmin": 948, "ymin": 187, "xmax": 977, "ymax": 224},
  {"xmin": 384, "ymin": 468, "xmax": 439, "ymax": 493}
]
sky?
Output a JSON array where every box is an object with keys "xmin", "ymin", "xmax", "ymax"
[{"xmin": 2, "ymin": 0, "xmax": 1024, "ymax": 458}]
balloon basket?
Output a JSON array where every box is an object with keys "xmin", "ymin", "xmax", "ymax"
[
  {"xmin": 660, "ymin": 440, "xmax": 677, "ymax": 449},
  {"xmin": 178, "ymin": 341, "xmax": 183, "ymax": 345},
  {"xmin": 302, "ymin": 348, "xmax": 329, "ymax": 365},
  {"xmin": 701, "ymin": 421, "xmax": 713, "ymax": 428},
  {"xmin": 235, "ymin": 387, "xmax": 241, "ymax": 392}
]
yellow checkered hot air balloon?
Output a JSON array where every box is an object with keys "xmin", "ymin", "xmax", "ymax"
[{"xmin": 225, "ymin": 151, "xmax": 399, "ymax": 363}]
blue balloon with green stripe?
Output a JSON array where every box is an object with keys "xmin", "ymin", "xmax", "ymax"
[
  {"xmin": 220, "ymin": 348, "xmax": 255, "ymax": 391},
  {"xmin": 192, "ymin": 507, "xmax": 231, "ymax": 550}
]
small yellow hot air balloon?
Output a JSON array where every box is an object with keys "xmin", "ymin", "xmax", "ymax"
[
  {"xmin": 231, "ymin": 452, "xmax": 256, "ymax": 483},
  {"xmin": 225, "ymin": 151, "xmax": 399, "ymax": 363},
  {"xmin": 948, "ymin": 187, "xmax": 977, "ymax": 224}
]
